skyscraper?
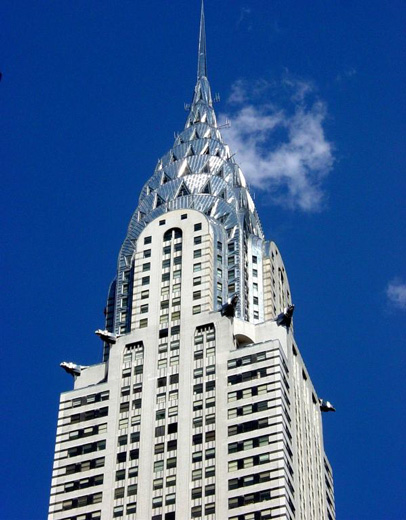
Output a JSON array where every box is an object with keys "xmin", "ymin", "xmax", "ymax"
[{"xmin": 49, "ymin": 3, "xmax": 335, "ymax": 519}]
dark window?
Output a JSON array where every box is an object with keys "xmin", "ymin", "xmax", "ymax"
[
  {"xmin": 170, "ymin": 374, "xmax": 179, "ymax": 385},
  {"xmin": 194, "ymin": 223, "xmax": 202, "ymax": 231},
  {"xmin": 155, "ymin": 426, "xmax": 165, "ymax": 437},
  {"xmin": 167, "ymin": 422, "xmax": 178, "ymax": 434},
  {"xmin": 144, "ymin": 236, "xmax": 152, "ymax": 245},
  {"xmin": 159, "ymin": 328, "xmax": 168, "ymax": 338}
]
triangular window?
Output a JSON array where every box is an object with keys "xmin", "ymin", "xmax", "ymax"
[
  {"xmin": 186, "ymin": 146, "xmax": 195, "ymax": 157},
  {"xmin": 161, "ymin": 173, "xmax": 171, "ymax": 185},
  {"xmin": 215, "ymin": 149, "xmax": 222, "ymax": 158},
  {"xmin": 170, "ymin": 152, "xmax": 177, "ymax": 162},
  {"xmin": 183, "ymin": 163, "xmax": 193, "ymax": 176},
  {"xmin": 202, "ymin": 182, "xmax": 211, "ymax": 194},
  {"xmin": 202, "ymin": 162, "xmax": 211, "ymax": 174},
  {"xmin": 202, "ymin": 145, "xmax": 210, "ymax": 155},
  {"xmin": 155, "ymin": 194, "xmax": 165, "ymax": 208},
  {"xmin": 177, "ymin": 183, "xmax": 190, "ymax": 198},
  {"xmin": 218, "ymin": 189, "xmax": 226, "ymax": 200},
  {"xmin": 218, "ymin": 213, "xmax": 229, "ymax": 224},
  {"xmin": 205, "ymin": 204, "xmax": 214, "ymax": 217},
  {"xmin": 137, "ymin": 211, "xmax": 145, "ymax": 222},
  {"xmin": 216, "ymin": 168, "xmax": 223, "ymax": 178}
]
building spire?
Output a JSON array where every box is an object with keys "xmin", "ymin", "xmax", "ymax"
[{"xmin": 197, "ymin": 0, "xmax": 207, "ymax": 79}]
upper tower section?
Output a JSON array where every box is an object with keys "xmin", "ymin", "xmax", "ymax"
[{"xmin": 104, "ymin": 2, "xmax": 292, "ymax": 344}]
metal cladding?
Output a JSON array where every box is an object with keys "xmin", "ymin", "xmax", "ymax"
[{"xmin": 108, "ymin": 3, "xmax": 265, "ymax": 335}]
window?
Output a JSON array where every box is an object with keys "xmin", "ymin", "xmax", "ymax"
[
  {"xmin": 192, "ymin": 450, "xmax": 202, "ymax": 462},
  {"xmin": 140, "ymin": 304, "xmax": 148, "ymax": 314},
  {"xmin": 205, "ymin": 430, "xmax": 215, "ymax": 442},
  {"xmin": 194, "ymin": 223, "xmax": 202, "ymax": 231},
  {"xmin": 152, "ymin": 496, "xmax": 163, "ymax": 508},
  {"xmin": 171, "ymin": 311, "xmax": 180, "ymax": 320},
  {"xmin": 116, "ymin": 469, "xmax": 125, "ymax": 481},
  {"xmin": 141, "ymin": 290, "xmax": 149, "ymax": 299},
  {"xmin": 166, "ymin": 493, "xmax": 176, "ymax": 505},
  {"xmin": 252, "ymin": 255, "xmax": 258, "ymax": 264},
  {"xmin": 253, "ymin": 269, "xmax": 258, "ymax": 277},
  {"xmin": 193, "ymin": 263, "xmax": 201, "ymax": 272},
  {"xmin": 162, "ymin": 259, "xmax": 171, "ymax": 269},
  {"xmin": 253, "ymin": 297, "xmax": 258, "ymax": 305},
  {"xmin": 118, "ymin": 435, "xmax": 128, "ymax": 446},
  {"xmin": 127, "ymin": 503, "xmax": 137, "ymax": 514},
  {"xmin": 194, "ymin": 250, "xmax": 202, "ymax": 259},
  {"xmin": 193, "ymin": 400, "xmax": 203, "ymax": 411},
  {"xmin": 162, "ymin": 273, "xmax": 170, "ymax": 282},
  {"xmin": 181, "ymin": 214, "xmax": 187, "ymax": 220},
  {"xmin": 193, "ymin": 277, "xmax": 201, "ymax": 286},
  {"xmin": 205, "ymin": 448, "xmax": 215, "ymax": 459},
  {"xmin": 167, "ymin": 422, "xmax": 178, "ymax": 434},
  {"xmin": 168, "ymin": 406, "xmax": 178, "ymax": 416},
  {"xmin": 193, "ymin": 305, "xmax": 201, "ymax": 314},
  {"xmin": 163, "ymin": 245, "xmax": 171, "ymax": 255},
  {"xmin": 155, "ymin": 426, "xmax": 165, "ymax": 437},
  {"xmin": 167, "ymin": 457, "xmax": 177, "ymax": 469},
  {"xmin": 191, "ymin": 487, "xmax": 202, "ymax": 499},
  {"xmin": 194, "ymin": 368, "xmax": 203, "ymax": 378},
  {"xmin": 167, "ymin": 475, "xmax": 176, "ymax": 488},
  {"xmin": 153, "ymin": 478, "xmax": 163, "ymax": 490},
  {"xmin": 169, "ymin": 374, "xmax": 179, "ymax": 385},
  {"xmin": 128, "ymin": 484, "xmax": 137, "ymax": 496},
  {"xmin": 156, "ymin": 410, "xmax": 165, "ymax": 421},
  {"xmin": 167, "ymin": 439, "xmax": 177, "ymax": 451},
  {"xmin": 143, "ymin": 263, "xmax": 150, "ymax": 272},
  {"xmin": 144, "ymin": 236, "xmax": 152, "ymax": 245},
  {"xmin": 154, "ymin": 461, "xmax": 164, "ymax": 472},
  {"xmin": 206, "ymin": 414, "xmax": 215, "ymax": 425},
  {"xmin": 170, "ymin": 355, "xmax": 179, "ymax": 366},
  {"xmin": 205, "ymin": 484, "xmax": 215, "ymax": 496},
  {"xmin": 169, "ymin": 390, "xmax": 178, "ymax": 400},
  {"xmin": 217, "ymin": 241, "xmax": 222, "ymax": 251},
  {"xmin": 205, "ymin": 465, "xmax": 215, "ymax": 478},
  {"xmin": 193, "ymin": 417, "xmax": 203, "ymax": 428},
  {"xmin": 171, "ymin": 325, "xmax": 180, "ymax": 335},
  {"xmin": 191, "ymin": 506, "xmax": 202, "ymax": 518},
  {"xmin": 194, "ymin": 236, "xmax": 202, "ymax": 245},
  {"xmin": 192, "ymin": 469, "xmax": 202, "ymax": 480},
  {"xmin": 159, "ymin": 219, "xmax": 166, "ymax": 226},
  {"xmin": 193, "ymin": 291, "xmax": 201, "ymax": 300},
  {"xmin": 142, "ymin": 276, "xmax": 150, "ymax": 286},
  {"xmin": 157, "ymin": 359, "xmax": 167, "ymax": 370}
]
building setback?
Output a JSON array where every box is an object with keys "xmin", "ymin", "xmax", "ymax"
[{"xmin": 49, "ymin": 3, "xmax": 335, "ymax": 520}]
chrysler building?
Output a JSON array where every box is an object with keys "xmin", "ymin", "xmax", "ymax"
[{"xmin": 49, "ymin": 3, "xmax": 335, "ymax": 519}]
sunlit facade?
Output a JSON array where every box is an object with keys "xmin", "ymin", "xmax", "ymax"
[{"xmin": 48, "ymin": 4, "xmax": 335, "ymax": 520}]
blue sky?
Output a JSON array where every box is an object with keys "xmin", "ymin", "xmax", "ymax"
[{"xmin": 1, "ymin": 1, "xmax": 405, "ymax": 518}]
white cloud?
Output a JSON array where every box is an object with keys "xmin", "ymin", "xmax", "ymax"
[
  {"xmin": 220, "ymin": 78, "xmax": 334, "ymax": 211},
  {"xmin": 386, "ymin": 280, "xmax": 406, "ymax": 310}
]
